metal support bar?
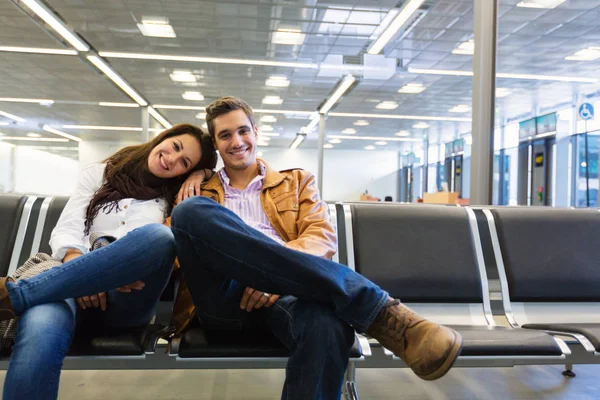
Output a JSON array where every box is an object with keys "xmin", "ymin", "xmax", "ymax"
[
  {"xmin": 317, "ymin": 114, "xmax": 326, "ymax": 196},
  {"xmin": 469, "ymin": 0, "xmax": 498, "ymax": 205},
  {"xmin": 141, "ymin": 106, "xmax": 150, "ymax": 143}
]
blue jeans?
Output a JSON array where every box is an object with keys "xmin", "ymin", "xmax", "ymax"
[
  {"xmin": 171, "ymin": 197, "xmax": 388, "ymax": 400},
  {"xmin": 3, "ymin": 223, "xmax": 176, "ymax": 400}
]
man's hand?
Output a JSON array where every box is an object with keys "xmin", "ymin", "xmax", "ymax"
[
  {"xmin": 77, "ymin": 292, "xmax": 107, "ymax": 311},
  {"xmin": 176, "ymin": 169, "xmax": 207, "ymax": 204},
  {"xmin": 240, "ymin": 287, "xmax": 280, "ymax": 312},
  {"xmin": 116, "ymin": 280, "xmax": 145, "ymax": 293}
]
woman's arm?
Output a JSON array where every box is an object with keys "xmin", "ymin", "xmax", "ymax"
[
  {"xmin": 176, "ymin": 169, "xmax": 213, "ymax": 204},
  {"xmin": 49, "ymin": 163, "xmax": 105, "ymax": 261}
]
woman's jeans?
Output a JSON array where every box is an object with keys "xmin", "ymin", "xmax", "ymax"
[{"xmin": 3, "ymin": 223, "xmax": 176, "ymax": 400}]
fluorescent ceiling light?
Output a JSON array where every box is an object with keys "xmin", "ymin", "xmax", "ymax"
[
  {"xmin": 43, "ymin": 125, "xmax": 82, "ymax": 142},
  {"xmin": 99, "ymin": 52, "xmax": 318, "ymax": 69},
  {"xmin": 375, "ymin": 101, "xmax": 398, "ymax": 110},
  {"xmin": 290, "ymin": 134, "xmax": 306, "ymax": 149},
  {"xmin": 341, "ymin": 128, "xmax": 357, "ymax": 135},
  {"xmin": 0, "ymin": 122, "xmax": 8, "ymax": 126},
  {"xmin": 353, "ymin": 120, "xmax": 369, "ymax": 126},
  {"xmin": 0, "ymin": 136, "xmax": 68, "ymax": 142},
  {"xmin": 328, "ymin": 135, "xmax": 420, "ymax": 142},
  {"xmin": 367, "ymin": 0, "xmax": 426, "ymax": 54},
  {"xmin": 155, "ymin": 105, "xmax": 205, "ymax": 110},
  {"xmin": 265, "ymin": 76, "xmax": 290, "ymax": 88},
  {"xmin": 452, "ymin": 40, "xmax": 475, "ymax": 55},
  {"xmin": 272, "ymin": 29, "xmax": 306, "ymax": 45},
  {"xmin": 257, "ymin": 152, "xmax": 263, "ymax": 157},
  {"xmin": 375, "ymin": 141, "xmax": 388, "ymax": 145},
  {"xmin": 397, "ymin": 83, "xmax": 426, "ymax": 94},
  {"xmin": 170, "ymin": 70, "xmax": 197, "ymax": 82},
  {"xmin": 87, "ymin": 55, "xmax": 148, "ymax": 106},
  {"xmin": 258, "ymin": 132, "xmax": 280, "ymax": 137},
  {"xmin": 517, "ymin": 0, "xmax": 565, "ymax": 8},
  {"xmin": 365, "ymin": 145, "xmax": 376, "ymax": 150},
  {"xmin": 21, "ymin": 0, "xmax": 89, "ymax": 52},
  {"xmin": 98, "ymin": 102, "xmax": 139, "ymax": 108},
  {"xmin": 26, "ymin": 133, "xmax": 42, "ymax": 138},
  {"xmin": 202, "ymin": 123, "xmax": 208, "ymax": 129},
  {"xmin": 301, "ymin": 112, "xmax": 320, "ymax": 134},
  {"xmin": 257, "ymin": 140, "xmax": 270, "ymax": 147},
  {"xmin": 319, "ymin": 75, "xmax": 356, "ymax": 114},
  {"xmin": 62, "ymin": 125, "xmax": 142, "ymax": 131},
  {"xmin": 328, "ymin": 111, "xmax": 471, "ymax": 122},
  {"xmin": 137, "ymin": 16, "xmax": 176, "ymax": 38},
  {"xmin": 329, "ymin": 139, "xmax": 342, "ymax": 144},
  {"xmin": 565, "ymin": 47, "xmax": 600, "ymax": 61},
  {"xmin": 148, "ymin": 106, "xmax": 172, "ymax": 129},
  {"xmin": 369, "ymin": 9, "xmax": 400, "ymax": 40},
  {"xmin": 262, "ymin": 96, "xmax": 283, "ymax": 105},
  {"xmin": 0, "ymin": 46, "xmax": 77, "ymax": 55},
  {"xmin": 260, "ymin": 115, "xmax": 277, "ymax": 123},
  {"xmin": 449, "ymin": 104, "xmax": 471, "ymax": 113},
  {"xmin": 259, "ymin": 136, "xmax": 271, "ymax": 141},
  {"xmin": 260, "ymin": 125, "xmax": 274, "ymax": 132},
  {"xmin": 0, "ymin": 110, "xmax": 25, "ymax": 122},
  {"xmin": 0, "ymin": 97, "xmax": 54, "ymax": 105},
  {"xmin": 323, "ymin": 143, "xmax": 334, "ymax": 149},
  {"xmin": 196, "ymin": 112, "xmax": 206, "ymax": 120},
  {"xmin": 182, "ymin": 91, "xmax": 204, "ymax": 101},
  {"xmin": 496, "ymin": 88, "xmax": 512, "ymax": 98},
  {"xmin": 413, "ymin": 122, "xmax": 429, "ymax": 129},
  {"xmin": 408, "ymin": 67, "xmax": 598, "ymax": 83},
  {"xmin": 395, "ymin": 130, "xmax": 410, "ymax": 136},
  {"xmin": 255, "ymin": 109, "xmax": 313, "ymax": 115}
]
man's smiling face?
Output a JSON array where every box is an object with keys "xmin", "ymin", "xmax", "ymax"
[{"xmin": 212, "ymin": 109, "xmax": 258, "ymax": 171}]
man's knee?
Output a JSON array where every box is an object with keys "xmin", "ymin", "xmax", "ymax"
[
  {"xmin": 295, "ymin": 303, "xmax": 354, "ymax": 350},
  {"xmin": 172, "ymin": 196, "xmax": 218, "ymax": 231}
]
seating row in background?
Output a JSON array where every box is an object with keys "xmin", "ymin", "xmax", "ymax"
[{"xmin": 1, "ymin": 194, "xmax": 599, "ymax": 400}]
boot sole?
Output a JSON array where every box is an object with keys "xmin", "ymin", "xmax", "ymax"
[{"xmin": 416, "ymin": 330, "xmax": 463, "ymax": 381}]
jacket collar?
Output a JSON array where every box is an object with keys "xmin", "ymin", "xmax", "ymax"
[{"xmin": 203, "ymin": 158, "xmax": 286, "ymax": 192}]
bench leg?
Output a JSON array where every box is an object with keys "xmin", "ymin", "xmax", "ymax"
[
  {"xmin": 343, "ymin": 361, "xmax": 359, "ymax": 400},
  {"xmin": 562, "ymin": 363, "xmax": 576, "ymax": 378}
]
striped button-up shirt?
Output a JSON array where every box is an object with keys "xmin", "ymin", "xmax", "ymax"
[{"xmin": 218, "ymin": 163, "xmax": 285, "ymax": 244}]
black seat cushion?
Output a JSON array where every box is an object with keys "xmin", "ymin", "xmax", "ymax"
[
  {"xmin": 67, "ymin": 324, "xmax": 165, "ymax": 356},
  {"xmin": 450, "ymin": 325, "xmax": 563, "ymax": 356},
  {"xmin": 0, "ymin": 195, "xmax": 27, "ymax": 275},
  {"xmin": 522, "ymin": 323, "xmax": 600, "ymax": 352},
  {"xmin": 351, "ymin": 203, "xmax": 482, "ymax": 303},
  {"xmin": 177, "ymin": 327, "xmax": 362, "ymax": 359}
]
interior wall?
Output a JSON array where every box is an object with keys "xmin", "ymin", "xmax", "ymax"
[
  {"xmin": 14, "ymin": 147, "xmax": 78, "ymax": 195},
  {"xmin": 260, "ymin": 148, "xmax": 399, "ymax": 201}
]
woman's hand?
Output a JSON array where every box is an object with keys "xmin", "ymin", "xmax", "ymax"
[{"xmin": 177, "ymin": 169, "xmax": 212, "ymax": 204}]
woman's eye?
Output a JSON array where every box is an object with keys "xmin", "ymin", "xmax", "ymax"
[{"xmin": 173, "ymin": 143, "xmax": 180, "ymax": 151}]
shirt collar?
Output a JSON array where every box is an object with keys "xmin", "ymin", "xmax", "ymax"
[{"xmin": 218, "ymin": 161, "xmax": 266, "ymax": 188}]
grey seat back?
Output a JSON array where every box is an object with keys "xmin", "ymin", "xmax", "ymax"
[
  {"xmin": 0, "ymin": 195, "xmax": 27, "ymax": 275},
  {"xmin": 349, "ymin": 203, "xmax": 483, "ymax": 303},
  {"xmin": 490, "ymin": 207, "xmax": 600, "ymax": 302},
  {"xmin": 38, "ymin": 197, "xmax": 70, "ymax": 255}
]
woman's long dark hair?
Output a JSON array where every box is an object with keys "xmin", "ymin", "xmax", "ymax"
[{"xmin": 84, "ymin": 124, "xmax": 217, "ymax": 234}]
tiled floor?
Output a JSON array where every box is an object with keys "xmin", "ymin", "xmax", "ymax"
[{"xmin": 1, "ymin": 364, "xmax": 599, "ymax": 399}]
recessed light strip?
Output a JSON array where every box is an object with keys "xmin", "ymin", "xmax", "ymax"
[
  {"xmin": 99, "ymin": 102, "xmax": 139, "ymax": 108},
  {"xmin": 87, "ymin": 55, "xmax": 148, "ymax": 106},
  {"xmin": 0, "ymin": 110, "xmax": 25, "ymax": 122},
  {"xmin": 43, "ymin": 125, "xmax": 82, "ymax": 142},
  {"xmin": 99, "ymin": 51, "xmax": 318, "ymax": 69},
  {"xmin": 408, "ymin": 67, "xmax": 598, "ymax": 83},
  {"xmin": 62, "ymin": 125, "xmax": 142, "ymax": 131},
  {"xmin": 21, "ymin": 0, "xmax": 90, "ymax": 52},
  {"xmin": 290, "ymin": 134, "xmax": 306, "ymax": 150},
  {"xmin": 368, "ymin": 0, "xmax": 426, "ymax": 54},
  {"xmin": 0, "ymin": 136, "xmax": 69, "ymax": 142},
  {"xmin": 153, "ymin": 105, "xmax": 315, "ymax": 115},
  {"xmin": 0, "ymin": 97, "xmax": 54, "ymax": 105},
  {"xmin": 319, "ymin": 75, "xmax": 356, "ymax": 114},
  {"xmin": 148, "ymin": 106, "xmax": 172, "ymax": 129},
  {"xmin": 328, "ymin": 112, "xmax": 471, "ymax": 122},
  {"xmin": 328, "ymin": 135, "xmax": 421, "ymax": 142},
  {"xmin": 0, "ymin": 46, "xmax": 77, "ymax": 55}
]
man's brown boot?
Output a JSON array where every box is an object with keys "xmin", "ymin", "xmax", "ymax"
[
  {"xmin": 0, "ymin": 277, "xmax": 15, "ymax": 321},
  {"xmin": 367, "ymin": 299, "xmax": 462, "ymax": 381}
]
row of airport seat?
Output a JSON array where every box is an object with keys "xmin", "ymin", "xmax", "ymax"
[{"xmin": 1, "ymin": 194, "xmax": 599, "ymax": 399}]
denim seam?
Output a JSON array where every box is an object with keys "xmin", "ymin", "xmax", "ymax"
[
  {"xmin": 273, "ymin": 302, "xmax": 297, "ymax": 342},
  {"xmin": 361, "ymin": 292, "xmax": 389, "ymax": 332}
]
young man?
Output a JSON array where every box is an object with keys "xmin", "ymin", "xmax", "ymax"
[{"xmin": 169, "ymin": 96, "xmax": 462, "ymax": 399}]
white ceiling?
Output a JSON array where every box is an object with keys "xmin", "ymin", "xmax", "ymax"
[{"xmin": 0, "ymin": 0, "xmax": 599, "ymax": 159}]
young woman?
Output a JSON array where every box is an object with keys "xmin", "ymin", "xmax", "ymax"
[{"xmin": 0, "ymin": 123, "xmax": 216, "ymax": 400}]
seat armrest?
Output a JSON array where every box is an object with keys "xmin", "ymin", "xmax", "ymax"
[{"xmin": 356, "ymin": 334, "xmax": 372, "ymax": 357}]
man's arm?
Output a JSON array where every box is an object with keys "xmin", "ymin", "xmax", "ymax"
[{"xmin": 284, "ymin": 170, "xmax": 337, "ymax": 259}]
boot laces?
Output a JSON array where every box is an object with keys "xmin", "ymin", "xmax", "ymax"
[{"xmin": 381, "ymin": 299, "xmax": 411, "ymax": 349}]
